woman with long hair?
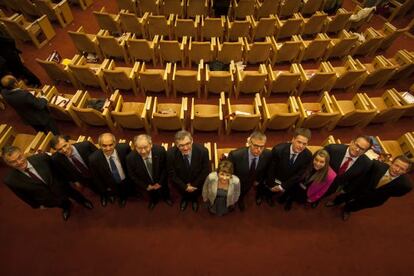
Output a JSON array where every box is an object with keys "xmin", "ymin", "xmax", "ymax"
[{"xmin": 284, "ymin": 149, "xmax": 336, "ymax": 210}]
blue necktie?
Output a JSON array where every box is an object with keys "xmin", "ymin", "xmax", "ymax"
[{"xmin": 109, "ymin": 157, "xmax": 122, "ymax": 183}]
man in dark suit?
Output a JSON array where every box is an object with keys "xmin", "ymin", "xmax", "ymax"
[
  {"xmin": 50, "ymin": 135, "xmax": 98, "ymax": 198},
  {"xmin": 341, "ymin": 155, "xmax": 412, "ymax": 221},
  {"xmin": 267, "ymin": 128, "xmax": 313, "ymax": 211},
  {"xmin": 126, "ymin": 134, "xmax": 172, "ymax": 210},
  {"xmin": 228, "ymin": 131, "xmax": 272, "ymax": 211},
  {"xmin": 2, "ymin": 146, "xmax": 93, "ymax": 221},
  {"xmin": 88, "ymin": 133, "xmax": 132, "ymax": 208},
  {"xmin": 167, "ymin": 130, "xmax": 210, "ymax": 212},
  {"xmin": 1, "ymin": 75, "xmax": 59, "ymax": 134},
  {"xmin": 324, "ymin": 135, "xmax": 372, "ymax": 207}
]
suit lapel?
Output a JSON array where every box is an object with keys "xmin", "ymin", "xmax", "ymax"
[
  {"xmin": 242, "ymin": 148, "xmax": 249, "ymax": 172},
  {"xmin": 28, "ymin": 157, "xmax": 50, "ymax": 186}
]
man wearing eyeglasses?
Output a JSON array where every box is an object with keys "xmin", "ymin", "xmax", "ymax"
[
  {"xmin": 228, "ymin": 131, "xmax": 272, "ymax": 211},
  {"xmin": 266, "ymin": 128, "xmax": 313, "ymax": 211},
  {"xmin": 324, "ymin": 135, "xmax": 372, "ymax": 208},
  {"xmin": 167, "ymin": 130, "xmax": 210, "ymax": 212}
]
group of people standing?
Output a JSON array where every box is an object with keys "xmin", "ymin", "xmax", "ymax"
[{"xmin": 2, "ymin": 128, "xmax": 412, "ymax": 222}]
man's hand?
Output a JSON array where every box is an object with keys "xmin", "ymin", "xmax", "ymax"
[
  {"xmin": 186, "ymin": 184, "xmax": 197, "ymax": 192},
  {"xmin": 39, "ymin": 205, "xmax": 46, "ymax": 209},
  {"xmin": 153, "ymin": 183, "xmax": 162, "ymax": 190}
]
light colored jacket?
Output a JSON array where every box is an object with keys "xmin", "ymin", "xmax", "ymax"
[{"xmin": 202, "ymin": 172, "xmax": 241, "ymax": 207}]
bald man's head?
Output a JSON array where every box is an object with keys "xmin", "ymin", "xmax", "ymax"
[{"xmin": 1, "ymin": 75, "xmax": 18, "ymax": 89}]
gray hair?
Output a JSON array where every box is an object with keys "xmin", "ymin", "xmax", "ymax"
[
  {"xmin": 98, "ymin": 133, "xmax": 116, "ymax": 145},
  {"xmin": 174, "ymin": 130, "xmax": 192, "ymax": 142},
  {"xmin": 133, "ymin": 134, "xmax": 152, "ymax": 145}
]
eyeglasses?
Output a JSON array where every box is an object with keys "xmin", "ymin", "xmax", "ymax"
[{"xmin": 250, "ymin": 142, "xmax": 265, "ymax": 149}]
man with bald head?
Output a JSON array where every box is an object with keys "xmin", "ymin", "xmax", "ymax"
[
  {"xmin": 88, "ymin": 133, "xmax": 132, "ymax": 208},
  {"xmin": 126, "ymin": 134, "xmax": 172, "ymax": 210},
  {"xmin": 1, "ymin": 75, "xmax": 59, "ymax": 134}
]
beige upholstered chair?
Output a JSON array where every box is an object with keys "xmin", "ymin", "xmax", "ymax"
[
  {"xmin": 377, "ymin": 22, "xmax": 408, "ymax": 51},
  {"xmin": 227, "ymin": 17, "xmax": 250, "ymax": 41},
  {"xmin": 151, "ymin": 97, "xmax": 187, "ymax": 132},
  {"xmin": 297, "ymin": 62, "xmax": 336, "ymax": 96},
  {"xmin": 330, "ymin": 93, "xmax": 377, "ymax": 128},
  {"xmin": 0, "ymin": 125, "xmax": 47, "ymax": 157},
  {"xmin": 248, "ymin": 15, "xmax": 277, "ymax": 41},
  {"xmin": 139, "ymin": 62, "xmax": 171, "ymax": 96},
  {"xmin": 158, "ymin": 36, "xmax": 187, "ymax": 65},
  {"xmin": 172, "ymin": 62, "xmax": 202, "ymax": 98},
  {"xmin": 147, "ymin": 14, "xmax": 173, "ymax": 39},
  {"xmin": 256, "ymin": 0, "xmax": 280, "ymax": 18},
  {"xmin": 299, "ymin": 11, "xmax": 328, "ymax": 37},
  {"xmin": 127, "ymin": 34, "xmax": 158, "ymax": 65},
  {"xmin": 34, "ymin": 0, "xmax": 73, "ymax": 28},
  {"xmin": 36, "ymin": 57, "xmax": 78, "ymax": 87},
  {"xmin": 205, "ymin": 61, "xmax": 235, "ymax": 98},
  {"xmin": 270, "ymin": 36, "xmax": 302, "ymax": 64},
  {"xmin": 327, "ymin": 56, "xmax": 366, "ymax": 93},
  {"xmin": 278, "ymin": 0, "xmax": 301, "ymax": 18},
  {"xmin": 392, "ymin": 89, "xmax": 414, "ymax": 118},
  {"xmin": 191, "ymin": 95, "xmax": 223, "ymax": 134},
  {"xmin": 375, "ymin": 133, "xmax": 414, "ymax": 162},
  {"xmin": 324, "ymin": 30, "xmax": 358, "ymax": 60},
  {"xmin": 0, "ymin": 14, "xmax": 55, "ymax": 48},
  {"xmin": 324, "ymin": 8, "xmax": 352, "ymax": 34},
  {"xmin": 67, "ymin": 0, "xmax": 93, "ymax": 10},
  {"xmin": 226, "ymin": 94, "xmax": 261, "ymax": 134},
  {"xmin": 162, "ymin": 0, "xmax": 184, "ymax": 17},
  {"xmin": 110, "ymin": 90, "xmax": 152, "ymax": 132},
  {"xmin": 266, "ymin": 64, "xmax": 301, "ymax": 95},
  {"xmin": 102, "ymin": 60, "xmax": 140, "ymax": 95},
  {"xmin": 93, "ymin": 7, "xmax": 122, "ymax": 35},
  {"xmin": 300, "ymin": 0, "xmax": 324, "ymax": 16},
  {"xmin": 68, "ymin": 26, "xmax": 101, "ymax": 58},
  {"xmin": 187, "ymin": 0, "xmax": 209, "ymax": 18},
  {"xmin": 117, "ymin": 0, "xmax": 138, "ymax": 14},
  {"xmin": 70, "ymin": 90, "xmax": 116, "ymax": 131},
  {"xmin": 68, "ymin": 55, "xmax": 109, "ymax": 93},
  {"xmin": 232, "ymin": 0, "xmax": 255, "ymax": 19},
  {"xmin": 274, "ymin": 13, "xmax": 303, "ymax": 40},
  {"xmin": 351, "ymin": 27, "xmax": 384, "ymax": 57},
  {"xmin": 260, "ymin": 96, "xmax": 300, "ymax": 131},
  {"xmin": 296, "ymin": 92, "xmax": 341, "ymax": 130},
  {"xmin": 296, "ymin": 33, "xmax": 330, "ymax": 63},
  {"xmin": 216, "ymin": 37, "xmax": 244, "ymax": 64},
  {"xmin": 188, "ymin": 37, "xmax": 216, "ymax": 66},
  {"xmin": 201, "ymin": 16, "xmax": 225, "ymax": 41},
  {"xmin": 96, "ymin": 30, "xmax": 130, "ymax": 63},
  {"xmin": 138, "ymin": 0, "xmax": 160, "ymax": 15},
  {"xmin": 42, "ymin": 85, "xmax": 83, "ymax": 127},
  {"xmin": 387, "ymin": 50, "xmax": 414, "ymax": 80},
  {"xmin": 243, "ymin": 37, "xmax": 272, "ymax": 64},
  {"xmin": 235, "ymin": 64, "xmax": 268, "ymax": 98},
  {"xmin": 360, "ymin": 56, "xmax": 397, "ymax": 88},
  {"xmin": 119, "ymin": 10, "xmax": 148, "ymax": 38},
  {"xmin": 174, "ymin": 16, "xmax": 199, "ymax": 40}
]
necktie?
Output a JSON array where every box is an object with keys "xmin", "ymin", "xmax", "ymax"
[
  {"xmin": 184, "ymin": 155, "xmax": 191, "ymax": 169},
  {"xmin": 144, "ymin": 158, "xmax": 153, "ymax": 181},
  {"xmin": 109, "ymin": 156, "xmax": 122, "ymax": 183},
  {"xmin": 376, "ymin": 174, "xmax": 393, "ymax": 189},
  {"xmin": 289, "ymin": 153, "xmax": 297, "ymax": 166},
  {"xmin": 24, "ymin": 168, "xmax": 45, "ymax": 183},
  {"xmin": 70, "ymin": 155, "xmax": 90, "ymax": 177},
  {"xmin": 338, "ymin": 157, "xmax": 353, "ymax": 176},
  {"xmin": 249, "ymin": 157, "xmax": 257, "ymax": 185}
]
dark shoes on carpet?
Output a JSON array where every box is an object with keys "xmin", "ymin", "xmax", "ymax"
[
  {"xmin": 82, "ymin": 200, "xmax": 94, "ymax": 210},
  {"xmin": 180, "ymin": 200, "xmax": 188, "ymax": 211},
  {"xmin": 325, "ymin": 201, "xmax": 339, "ymax": 208},
  {"xmin": 192, "ymin": 201, "xmax": 198, "ymax": 212}
]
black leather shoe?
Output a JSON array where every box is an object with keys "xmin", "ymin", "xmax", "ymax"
[
  {"xmin": 238, "ymin": 201, "xmax": 245, "ymax": 212},
  {"xmin": 256, "ymin": 197, "xmax": 262, "ymax": 206},
  {"xmin": 325, "ymin": 201, "xmax": 338, "ymax": 208},
  {"xmin": 180, "ymin": 200, "xmax": 188, "ymax": 211},
  {"xmin": 108, "ymin": 196, "xmax": 116, "ymax": 204},
  {"xmin": 100, "ymin": 196, "xmax": 108, "ymax": 207},
  {"xmin": 342, "ymin": 210, "xmax": 351, "ymax": 221},
  {"xmin": 82, "ymin": 200, "xmax": 94, "ymax": 210},
  {"xmin": 119, "ymin": 199, "xmax": 127, "ymax": 208},
  {"xmin": 62, "ymin": 207, "xmax": 71, "ymax": 221},
  {"xmin": 164, "ymin": 199, "xmax": 173, "ymax": 206},
  {"xmin": 192, "ymin": 201, "xmax": 199, "ymax": 212},
  {"xmin": 148, "ymin": 201, "xmax": 156, "ymax": 210}
]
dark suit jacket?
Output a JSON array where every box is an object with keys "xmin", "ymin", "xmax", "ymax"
[
  {"xmin": 126, "ymin": 144, "xmax": 168, "ymax": 191},
  {"xmin": 4, "ymin": 153, "xmax": 69, "ymax": 208},
  {"xmin": 267, "ymin": 142, "xmax": 313, "ymax": 191},
  {"xmin": 167, "ymin": 143, "xmax": 210, "ymax": 192},
  {"xmin": 88, "ymin": 143, "xmax": 131, "ymax": 193},
  {"xmin": 51, "ymin": 141, "xmax": 97, "ymax": 184},
  {"xmin": 354, "ymin": 160, "xmax": 412, "ymax": 207},
  {"xmin": 228, "ymin": 147, "xmax": 272, "ymax": 193},
  {"xmin": 1, "ymin": 88, "xmax": 51, "ymax": 126},
  {"xmin": 324, "ymin": 144, "xmax": 372, "ymax": 193}
]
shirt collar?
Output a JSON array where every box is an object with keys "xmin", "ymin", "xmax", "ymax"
[{"xmin": 344, "ymin": 148, "xmax": 357, "ymax": 161}]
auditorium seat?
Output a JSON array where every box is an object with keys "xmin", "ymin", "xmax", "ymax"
[
  {"xmin": 138, "ymin": 0, "xmax": 160, "ymax": 15},
  {"xmin": 139, "ymin": 62, "xmax": 171, "ymax": 96},
  {"xmin": 235, "ymin": 64, "xmax": 267, "ymax": 98},
  {"xmin": 172, "ymin": 61, "xmax": 203, "ymax": 97},
  {"xmin": 278, "ymin": 0, "xmax": 301, "ymax": 19},
  {"xmin": 217, "ymin": 37, "xmax": 244, "ymax": 63},
  {"xmin": 297, "ymin": 62, "xmax": 336, "ymax": 95},
  {"xmin": 260, "ymin": 96, "xmax": 300, "ymax": 131},
  {"xmin": 158, "ymin": 35, "xmax": 187, "ymax": 65},
  {"xmin": 227, "ymin": 17, "xmax": 250, "ymax": 41},
  {"xmin": 127, "ymin": 34, "xmax": 158, "ymax": 65},
  {"xmin": 96, "ymin": 30, "xmax": 130, "ymax": 63},
  {"xmin": 360, "ymin": 55, "xmax": 397, "ymax": 88},
  {"xmin": 205, "ymin": 60, "xmax": 235, "ymax": 98},
  {"xmin": 186, "ymin": 0, "xmax": 209, "ymax": 18},
  {"xmin": 296, "ymin": 33, "xmax": 330, "ymax": 62},
  {"xmin": 201, "ymin": 16, "xmax": 225, "ymax": 41},
  {"xmin": 225, "ymin": 94, "xmax": 261, "ymax": 134},
  {"xmin": 117, "ymin": 0, "xmax": 138, "ymax": 14},
  {"xmin": 102, "ymin": 59, "xmax": 140, "ymax": 95},
  {"xmin": 300, "ymin": 0, "xmax": 324, "ymax": 16},
  {"xmin": 323, "ymin": 8, "xmax": 352, "ymax": 34},
  {"xmin": 190, "ymin": 95, "xmax": 223, "ymax": 134},
  {"xmin": 266, "ymin": 63, "xmax": 301, "ymax": 95},
  {"xmin": 36, "ymin": 57, "xmax": 78, "ymax": 87},
  {"xmin": 328, "ymin": 56, "xmax": 366, "ymax": 93},
  {"xmin": 275, "ymin": 13, "xmax": 303, "ymax": 40},
  {"xmin": 351, "ymin": 27, "xmax": 384, "ymax": 57},
  {"xmin": 68, "ymin": 55, "xmax": 108, "ymax": 92},
  {"xmin": 162, "ymin": 0, "xmax": 184, "ymax": 17},
  {"xmin": 151, "ymin": 97, "xmax": 187, "ymax": 132},
  {"xmin": 256, "ymin": 0, "xmax": 280, "ymax": 18},
  {"xmin": 375, "ymin": 133, "xmax": 414, "ymax": 162},
  {"xmin": 299, "ymin": 11, "xmax": 327, "ymax": 37},
  {"xmin": 392, "ymin": 88, "xmax": 414, "ymax": 117},
  {"xmin": 188, "ymin": 37, "xmax": 216, "ymax": 66},
  {"xmin": 119, "ymin": 10, "xmax": 148, "ymax": 38},
  {"xmin": 248, "ymin": 15, "xmax": 277, "ymax": 41},
  {"xmin": 34, "ymin": 0, "xmax": 73, "ymax": 28},
  {"xmin": 213, "ymin": 143, "xmax": 236, "ymax": 169},
  {"xmin": 243, "ymin": 37, "xmax": 273, "ymax": 64},
  {"xmin": 174, "ymin": 16, "xmax": 199, "ymax": 40},
  {"xmin": 109, "ymin": 90, "xmax": 152, "ymax": 132},
  {"xmin": 93, "ymin": 7, "xmax": 122, "ymax": 35},
  {"xmin": 68, "ymin": 26, "xmax": 102, "ymax": 58},
  {"xmin": 387, "ymin": 50, "xmax": 414, "ymax": 80},
  {"xmin": 271, "ymin": 36, "xmax": 302, "ymax": 64},
  {"xmin": 363, "ymin": 90, "xmax": 409, "ymax": 124},
  {"xmin": 147, "ymin": 14, "xmax": 173, "ymax": 39},
  {"xmin": 0, "ymin": 125, "xmax": 47, "ymax": 157},
  {"xmin": 377, "ymin": 22, "xmax": 408, "ymax": 51},
  {"xmin": 232, "ymin": 0, "xmax": 255, "ymax": 20},
  {"xmin": 324, "ymin": 30, "xmax": 358, "ymax": 60}
]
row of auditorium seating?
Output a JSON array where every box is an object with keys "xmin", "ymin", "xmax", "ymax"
[
  {"xmin": 36, "ymin": 53, "xmax": 414, "ymax": 98},
  {"xmin": 1, "ymin": 122, "xmax": 413, "ymax": 170},
  {"xmin": 1, "ymin": 0, "xmax": 92, "ymax": 15},
  {"xmin": 21, "ymin": 85, "xmax": 414, "ymax": 135},
  {"xmin": 117, "ymin": 0, "xmax": 348, "ymax": 20},
  {"xmin": 0, "ymin": 8, "xmax": 56, "ymax": 48},
  {"xmin": 355, "ymin": 0, "xmax": 414, "ymax": 22},
  {"xmin": 92, "ymin": 7, "xmax": 374, "ymax": 42}
]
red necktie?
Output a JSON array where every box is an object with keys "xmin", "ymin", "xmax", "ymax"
[
  {"xmin": 25, "ymin": 168, "xmax": 45, "ymax": 183},
  {"xmin": 70, "ymin": 155, "xmax": 90, "ymax": 177},
  {"xmin": 338, "ymin": 157, "xmax": 352, "ymax": 176}
]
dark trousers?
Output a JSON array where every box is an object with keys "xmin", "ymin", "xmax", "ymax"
[
  {"xmin": 344, "ymin": 194, "xmax": 387, "ymax": 213},
  {"xmin": 149, "ymin": 184, "xmax": 171, "ymax": 203},
  {"xmin": 182, "ymin": 189, "xmax": 201, "ymax": 202},
  {"xmin": 66, "ymin": 186, "xmax": 89, "ymax": 204},
  {"xmin": 32, "ymin": 119, "xmax": 60, "ymax": 135}
]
